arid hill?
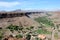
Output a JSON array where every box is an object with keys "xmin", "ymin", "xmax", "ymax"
[
  {"xmin": 0, "ymin": 16, "xmax": 40, "ymax": 28},
  {"xmin": 49, "ymin": 12, "xmax": 60, "ymax": 25}
]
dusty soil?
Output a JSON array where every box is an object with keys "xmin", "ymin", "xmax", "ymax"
[{"xmin": 0, "ymin": 16, "xmax": 40, "ymax": 28}]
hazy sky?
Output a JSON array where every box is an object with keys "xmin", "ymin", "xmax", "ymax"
[{"xmin": 0, "ymin": 0, "xmax": 60, "ymax": 11}]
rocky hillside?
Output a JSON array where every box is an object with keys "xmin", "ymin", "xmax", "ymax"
[
  {"xmin": 0, "ymin": 16, "xmax": 40, "ymax": 28},
  {"xmin": 48, "ymin": 11, "xmax": 60, "ymax": 25}
]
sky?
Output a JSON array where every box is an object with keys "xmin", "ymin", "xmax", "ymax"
[{"xmin": 0, "ymin": 0, "xmax": 60, "ymax": 11}]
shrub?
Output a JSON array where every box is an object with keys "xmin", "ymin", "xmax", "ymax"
[
  {"xmin": 15, "ymin": 34, "xmax": 23, "ymax": 38},
  {"xmin": 30, "ymin": 26, "xmax": 34, "ymax": 29},
  {"xmin": 26, "ymin": 34, "xmax": 31, "ymax": 40},
  {"xmin": 6, "ymin": 24, "xmax": 23, "ymax": 32},
  {"xmin": 0, "ymin": 30, "xmax": 3, "ymax": 40},
  {"xmin": 36, "ymin": 29, "xmax": 51, "ymax": 34}
]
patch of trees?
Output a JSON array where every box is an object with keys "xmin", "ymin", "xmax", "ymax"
[
  {"xmin": 36, "ymin": 29, "xmax": 51, "ymax": 34},
  {"xmin": 35, "ymin": 17, "xmax": 54, "ymax": 27},
  {"xmin": 6, "ymin": 24, "xmax": 23, "ymax": 32}
]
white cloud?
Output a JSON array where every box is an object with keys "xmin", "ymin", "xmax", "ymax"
[{"xmin": 0, "ymin": 1, "xmax": 20, "ymax": 8}]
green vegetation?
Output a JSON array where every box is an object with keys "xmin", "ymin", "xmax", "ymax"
[
  {"xmin": 35, "ymin": 17, "xmax": 54, "ymax": 27},
  {"xmin": 26, "ymin": 26, "xmax": 34, "ymax": 30},
  {"xmin": 30, "ymin": 26, "xmax": 34, "ymax": 29},
  {"xmin": 15, "ymin": 34, "xmax": 23, "ymax": 38},
  {"xmin": 54, "ymin": 33, "xmax": 58, "ymax": 39},
  {"xmin": 36, "ymin": 29, "xmax": 51, "ymax": 34},
  {"xmin": 6, "ymin": 24, "xmax": 23, "ymax": 32},
  {"xmin": 26, "ymin": 34, "xmax": 31, "ymax": 40},
  {"xmin": 0, "ymin": 30, "xmax": 3, "ymax": 40}
]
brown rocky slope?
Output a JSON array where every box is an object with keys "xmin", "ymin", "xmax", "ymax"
[{"xmin": 0, "ymin": 16, "xmax": 40, "ymax": 28}]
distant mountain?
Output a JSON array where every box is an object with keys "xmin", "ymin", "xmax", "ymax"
[{"xmin": 0, "ymin": 10, "xmax": 6, "ymax": 13}]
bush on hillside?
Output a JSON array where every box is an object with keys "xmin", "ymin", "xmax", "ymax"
[{"xmin": 6, "ymin": 24, "xmax": 23, "ymax": 32}]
